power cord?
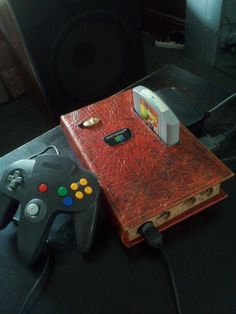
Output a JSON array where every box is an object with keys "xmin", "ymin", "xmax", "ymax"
[
  {"xmin": 200, "ymin": 122, "xmax": 236, "ymax": 152},
  {"xmin": 199, "ymin": 91, "xmax": 236, "ymax": 148},
  {"xmin": 138, "ymin": 222, "xmax": 183, "ymax": 314}
]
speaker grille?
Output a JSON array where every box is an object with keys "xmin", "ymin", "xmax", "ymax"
[
  {"xmin": 50, "ymin": 11, "xmax": 141, "ymax": 103},
  {"xmin": 9, "ymin": 1, "xmax": 144, "ymax": 118}
]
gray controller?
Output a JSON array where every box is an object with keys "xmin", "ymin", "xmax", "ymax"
[{"xmin": 0, "ymin": 154, "xmax": 100, "ymax": 265}]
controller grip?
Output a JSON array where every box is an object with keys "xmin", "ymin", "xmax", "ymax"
[
  {"xmin": 0, "ymin": 193, "xmax": 18, "ymax": 229},
  {"xmin": 17, "ymin": 211, "xmax": 54, "ymax": 265},
  {"xmin": 73, "ymin": 201, "xmax": 99, "ymax": 253}
]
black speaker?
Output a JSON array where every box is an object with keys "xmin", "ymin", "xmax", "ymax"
[{"xmin": 9, "ymin": 0, "xmax": 145, "ymax": 120}]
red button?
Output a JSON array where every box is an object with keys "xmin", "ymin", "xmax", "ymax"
[{"xmin": 38, "ymin": 183, "xmax": 48, "ymax": 193}]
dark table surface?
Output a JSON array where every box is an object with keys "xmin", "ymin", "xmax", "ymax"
[{"xmin": 0, "ymin": 65, "xmax": 236, "ymax": 314}]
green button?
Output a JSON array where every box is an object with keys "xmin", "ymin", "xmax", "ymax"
[{"xmin": 57, "ymin": 186, "xmax": 68, "ymax": 197}]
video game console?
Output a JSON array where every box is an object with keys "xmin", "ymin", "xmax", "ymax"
[
  {"xmin": 0, "ymin": 154, "xmax": 100, "ymax": 265},
  {"xmin": 61, "ymin": 86, "xmax": 233, "ymax": 248}
]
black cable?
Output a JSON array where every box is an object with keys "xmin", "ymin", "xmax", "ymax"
[
  {"xmin": 158, "ymin": 246, "xmax": 182, "ymax": 314},
  {"xmin": 139, "ymin": 222, "xmax": 183, "ymax": 314},
  {"xmin": 200, "ymin": 121, "xmax": 236, "ymax": 151},
  {"xmin": 223, "ymin": 15, "xmax": 233, "ymax": 32},
  {"xmin": 221, "ymin": 156, "xmax": 236, "ymax": 162},
  {"xmin": 28, "ymin": 145, "xmax": 59, "ymax": 159},
  {"xmin": 222, "ymin": 122, "xmax": 236, "ymax": 138},
  {"xmin": 18, "ymin": 243, "xmax": 52, "ymax": 314},
  {"xmin": 225, "ymin": 29, "xmax": 236, "ymax": 47},
  {"xmin": 204, "ymin": 122, "xmax": 234, "ymax": 132},
  {"xmin": 207, "ymin": 92, "xmax": 236, "ymax": 114}
]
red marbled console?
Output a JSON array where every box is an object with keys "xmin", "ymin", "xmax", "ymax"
[{"xmin": 61, "ymin": 89, "xmax": 233, "ymax": 247}]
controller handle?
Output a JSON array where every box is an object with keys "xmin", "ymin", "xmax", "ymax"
[
  {"xmin": 0, "ymin": 193, "xmax": 18, "ymax": 229},
  {"xmin": 0, "ymin": 159, "xmax": 34, "ymax": 230},
  {"xmin": 73, "ymin": 199, "xmax": 99, "ymax": 253},
  {"xmin": 17, "ymin": 200, "xmax": 54, "ymax": 265}
]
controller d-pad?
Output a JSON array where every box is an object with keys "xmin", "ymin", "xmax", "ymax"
[{"xmin": 7, "ymin": 170, "xmax": 24, "ymax": 190}]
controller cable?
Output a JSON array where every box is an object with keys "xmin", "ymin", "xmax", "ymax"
[
  {"xmin": 12, "ymin": 218, "xmax": 53, "ymax": 314},
  {"xmin": 139, "ymin": 221, "xmax": 183, "ymax": 314},
  {"xmin": 18, "ymin": 244, "xmax": 52, "ymax": 314},
  {"xmin": 28, "ymin": 145, "xmax": 60, "ymax": 159},
  {"xmin": 11, "ymin": 146, "xmax": 59, "ymax": 313}
]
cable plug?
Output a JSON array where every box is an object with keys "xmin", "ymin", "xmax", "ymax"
[
  {"xmin": 138, "ymin": 221, "xmax": 163, "ymax": 249},
  {"xmin": 139, "ymin": 221, "xmax": 183, "ymax": 314},
  {"xmin": 199, "ymin": 133, "xmax": 227, "ymax": 151}
]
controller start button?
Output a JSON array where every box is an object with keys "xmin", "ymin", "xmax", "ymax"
[
  {"xmin": 38, "ymin": 183, "xmax": 48, "ymax": 193},
  {"xmin": 58, "ymin": 186, "xmax": 68, "ymax": 197}
]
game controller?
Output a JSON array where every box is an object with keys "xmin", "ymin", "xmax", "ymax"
[{"xmin": 0, "ymin": 154, "xmax": 100, "ymax": 265}]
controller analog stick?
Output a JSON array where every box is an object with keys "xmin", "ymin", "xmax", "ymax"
[{"xmin": 25, "ymin": 203, "xmax": 40, "ymax": 217}]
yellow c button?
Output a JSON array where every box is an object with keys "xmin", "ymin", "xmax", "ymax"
[
  {"xmin": 70, "ymin": 183, "xmax": 78, "ymax": 191},
  {"xmin": 75, "ymin": 191, "xmax": 84, "ymax": 200},
  {"xmin": 80, "ymin": 178, "xmax": 88, "ymax": 186},
  {"xmin": 84, "ymin": 186, "xmax": 93, "ymax": 195}
]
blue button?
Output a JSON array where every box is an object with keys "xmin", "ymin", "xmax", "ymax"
[{"xmin": 63, "ymin": 196, "xmax": 73, "ymax": 207}]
